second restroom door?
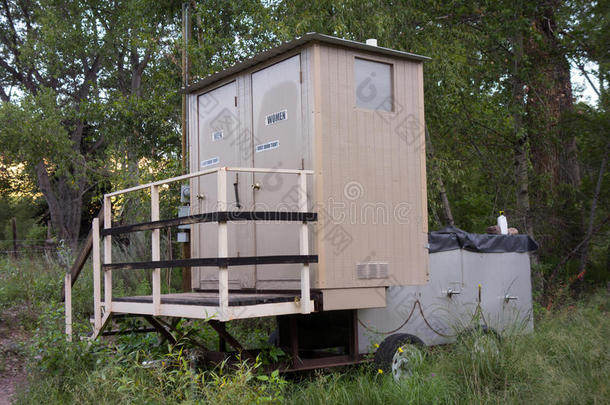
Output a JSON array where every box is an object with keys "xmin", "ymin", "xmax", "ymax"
[{"xmin": 251, "ymin": 55, "xmax": 303, "ymax": 289}]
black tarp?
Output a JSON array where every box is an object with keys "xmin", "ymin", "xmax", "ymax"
[{"xmin": 428, "ymin": 226, "xmax": 538, "ymax": 253}]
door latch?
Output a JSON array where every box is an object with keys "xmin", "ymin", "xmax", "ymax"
[
  {"xmin": 504, "ymin": 295, "xmax": 518, "ymax": 303},
  {"xmin": 442, "ymin": 288, "xmax": 461, "ymax": 298}
]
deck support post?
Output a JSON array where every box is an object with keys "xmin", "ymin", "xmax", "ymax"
[
  {"xmin": 103, "ymin": 197, "xmax": 112, "ymax": 315},
  {"xmin": 209, "ymin": 320, "xmax": 256, "ymax": 361},
  {"xmin": 143, "ymin": 315, "xmax": 177, "ymax": 345},
  {"xmin": 64, "ymin": 272, "xmax": 72, "ymax": 341},
  {"xmin": 348, "ymin": 309, "xmax": 358, "ymax": 360},
  {"xmin": 92, "ymin": 218, "xmax": 102, "ymax": 332},
  {"xmin": 289, "ymin": 315, "xmax": 302, "ymax": 367},
  {"xmin": 217, "ymin": 168, "xmax": 229, "ymax": 321},
  {"xmin": 151, "ymin": 185, "xmax": 161, "ymax": 315},
  {"xmin": 298, "ymin": 173, "xmax": 311, "ymax": 314}
]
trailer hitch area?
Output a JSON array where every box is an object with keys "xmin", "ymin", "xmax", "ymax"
[
  {"xmin": 442, "ymin": 288, "xmax": 461, "ymax": 298},
  {"xmin": 504, "ymin": 294, "xmax": 518, "ymax": 303}
]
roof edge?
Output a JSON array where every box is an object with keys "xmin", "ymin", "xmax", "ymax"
[{"xmin": 185, "ymin": 33, "xmax": 430, "ymax": 94}]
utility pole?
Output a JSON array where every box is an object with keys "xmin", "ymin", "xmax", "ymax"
[{"xmin": 181, "ymin": 2, "xmax": 192, "ymax": 292}]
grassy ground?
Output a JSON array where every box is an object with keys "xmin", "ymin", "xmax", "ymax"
[{"xmin": 1, "ymin": 256, "xmax": 608, "ymax": 404}]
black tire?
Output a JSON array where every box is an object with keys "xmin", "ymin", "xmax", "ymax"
[{"xmin": 374, "ymin": 333, "xmax": 424, "ymax": 376}]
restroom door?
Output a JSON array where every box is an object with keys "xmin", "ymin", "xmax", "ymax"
[
  {"xmin": 195, "ymin": 81, "xmax": 255, "ymax": 289},
  {"xmin": 251, "ymin": 55, "xmax": 303, "ymax": 289}
]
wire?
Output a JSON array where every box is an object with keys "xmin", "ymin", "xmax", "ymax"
[
  {"xmin": 358, "ymin": 299, "xmax": 418, "ymax": 335},
  {"xmin": 358, "ymin": 298, "xmax": 489, "ymax": 339}
]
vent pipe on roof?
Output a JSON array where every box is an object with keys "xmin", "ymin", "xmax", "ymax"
[{"xmin": 366, "ymin": 38, "xmax": 378, "ymax": 47}]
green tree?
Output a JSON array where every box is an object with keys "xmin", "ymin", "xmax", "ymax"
[{"xmin": 0, "ymin": 0, "xmax": 180, "ymax": 249}]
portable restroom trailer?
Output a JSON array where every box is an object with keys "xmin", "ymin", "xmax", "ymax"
[
  {"xmin": 69, "ymin": 34, "xmax": 538, "ymax": 377},
  {"xmin": 186, "ymin": 33, "xmax": 431, "ymax": 310}
]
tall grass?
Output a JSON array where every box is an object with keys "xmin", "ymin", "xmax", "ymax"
[
  {"xmin": 2, "ymin": 256, "xmax": 608, "ymax": 404},
  {"xmin": 289, "ymin": 292, "xmax": 609, "ymax": 404}
]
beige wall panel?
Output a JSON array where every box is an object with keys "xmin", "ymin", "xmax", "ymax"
[
  {"xmin": 314, "ymin": 44, "xmax": 429, "ymax": 289},
  {"xmin": 322, "ymin": 287, "xmax": 386, "ymax": 311}
]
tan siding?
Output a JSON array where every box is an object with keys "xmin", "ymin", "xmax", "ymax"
[
  {"xmin": 312, "ymin": 44, "xmax": 327, "ymax": 288},
  {"xmin": 315, "ymin": 44, "xmax": 428, "ymax": 288}
]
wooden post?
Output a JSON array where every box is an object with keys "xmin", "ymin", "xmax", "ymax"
[
  {"xmin": 298, "ymin": 172, "xmax": 311, "ymax": 314},
  {"xmin": 11, "ymin": 217, "xmax": 17, "ymax": 259},
  {"xmin": 103, "ymin": 197, "xmax": 112, "ymax": 315},
  {"xmin": 217, "ymin": 168, "xmax": 229, "ymax": 320},
  {"xmin": 151, "ymin": 185, "xmax": 161, "ymax": 316},
  {"xmin": 65, "ymin": 272, "xmax": 72, "ymax": 342},
  {"xmin": 92, "ymin": 218, "xmax": 101, "ymax": 332}
]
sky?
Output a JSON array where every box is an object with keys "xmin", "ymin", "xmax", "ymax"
[{"xmin": 571, "ymin": 62, "xmax": 601, "ymax": 106}]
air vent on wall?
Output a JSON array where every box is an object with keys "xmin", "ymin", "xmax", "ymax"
[{"xmin": 357, "ymin": 262, "xmax": 389, "ymax": 279}]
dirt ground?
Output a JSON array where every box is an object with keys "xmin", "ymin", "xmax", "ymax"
[{"xmin": 0, "ymin": 307, "xmax": 28, "ymax": 405}]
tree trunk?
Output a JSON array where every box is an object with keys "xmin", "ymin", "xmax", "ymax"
[
  {"xmin": 511, "ymin": 21, "xmax": 533, "ymax": 239},
  {"xmin": 425, "ymin": 126, "xmax": 455, "ymax": 227},
  {"xmin": 524, "ymin": 0, "xmax": 581, "ymax": 256},
  {"xmin": 578, "ymin": 142, "xmax": 609, "ymax": 274},
  {"xmin": 36, "ymin": 161, "xmax": 85, "ymax": 252}
]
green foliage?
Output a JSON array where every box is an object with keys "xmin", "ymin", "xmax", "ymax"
[
  {"xmin": 28, "ymin": 304, "xmax": 106, "ymax": 379},
  {"xmin": 0, "ymin": 194, "xmax": 47, "ymax": 252},
  {"xmin": 0, "ymin": 257, "xmax": 62, "ymax": 312},
  {"xmin": 0, "ymin": 89, "xmax": 72, "ymax": 178},
  {"xmin": 0, "ymin": 256, "xmax": 607, "ymax": 404},
  {"xmin": 18, "ymin": 341, "xmax": 290, "ymax": 404}
]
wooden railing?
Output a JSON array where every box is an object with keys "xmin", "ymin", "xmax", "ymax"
[{"xmin": 65, "ymin": 166, "xmax": 316, "ymax": 340}]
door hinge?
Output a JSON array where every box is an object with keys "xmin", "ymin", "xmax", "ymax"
[
  {"xmin": 299, "ymin": 71, "xmax": 303, "ymax": 83},
  {"xmin": 234, "ymin": 96, "xmax": 237, "ymax": 107}
]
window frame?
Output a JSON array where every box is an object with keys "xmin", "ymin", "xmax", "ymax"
[{"xmin": 353, "ymin": 55, "xmax": 396, "ymax": 113}]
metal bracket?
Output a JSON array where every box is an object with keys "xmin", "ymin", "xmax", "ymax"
[
  {"xmin": 442, "ymin": 288, "xmax": 461, "ymax": 298},
  {"xmin": 504, "ymin": 294, "xmax": 518, "ymax": 303}
]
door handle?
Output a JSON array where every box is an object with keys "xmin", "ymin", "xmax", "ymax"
[
  {"xmin": 442, "ymin": 288, "xmax": 461, "ymax": 298},
  {"xmin": 233, "ymin": 181, "xmax": 241, "ymax": 208},
  {"xmin": 504, "ymin": 295, "xmax": 518, "ymax": 303},
  {"xmin": 252, "ymin": 183, "xmax": 261, "ymax": 191}
]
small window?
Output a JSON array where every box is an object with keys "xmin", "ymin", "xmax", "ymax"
[{"xmin": 355, "ymin": 58, "xmax": 393, "ymax": 112}]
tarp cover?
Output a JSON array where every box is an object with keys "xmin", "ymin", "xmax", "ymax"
[{"xmin": 429, "ymin": 226, "xmax": 539, "ymax": 253}]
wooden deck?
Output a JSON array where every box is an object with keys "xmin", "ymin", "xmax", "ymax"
[
  {"xmin": 113, "ymin": 291, "xmax": 310, "ymax": 307},
  {"xmin": 106, "ymin": 290, "xmax": 318, "ymax": 324}
]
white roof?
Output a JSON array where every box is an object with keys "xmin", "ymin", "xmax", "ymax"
[{"xmin": 186, "ymin": 32, "xmax": 429, "ymax": 93}]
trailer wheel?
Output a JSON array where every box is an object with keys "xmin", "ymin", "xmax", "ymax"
[{"xmin": 374, "ymin": 333, "xmax": 424, "ymax": 381}]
